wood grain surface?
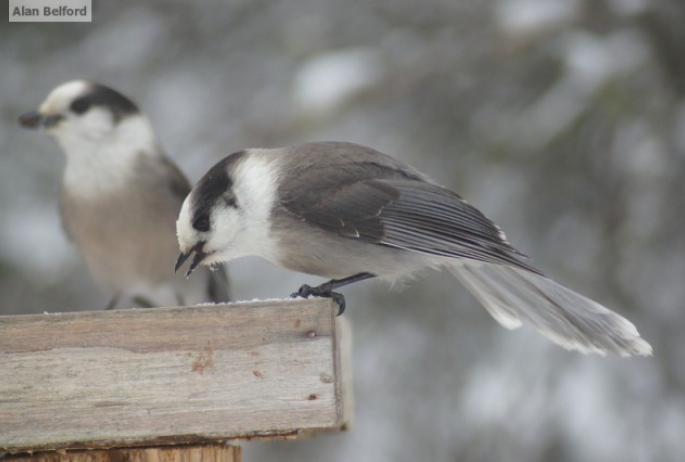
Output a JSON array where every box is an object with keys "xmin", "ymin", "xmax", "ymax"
[{"xmin": 0, "ymin": 298, "xmax": 351, "ymax": 454}]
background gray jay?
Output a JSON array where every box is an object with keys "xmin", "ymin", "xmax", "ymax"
[
  {"xmin": 175, "ymin": 141, "xmax": 651, "ymax": 357},
  {"xmin": 19, "ymin": 80, "xmax": 229, "ymax": 308}
]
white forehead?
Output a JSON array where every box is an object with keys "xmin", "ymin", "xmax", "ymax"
[
  {"xmin": 176, "ymin": 193, "xmax": 196, "ymax": 251},
  {"xmin": 38, "ymin": 80, "xmax": 91, "ymax": 114}
]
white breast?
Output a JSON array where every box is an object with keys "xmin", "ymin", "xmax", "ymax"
[{"xmin": 60, "ymin": 115, "xmax": 160, "ymax": 198}]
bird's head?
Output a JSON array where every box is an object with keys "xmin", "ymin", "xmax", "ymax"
[
  {"xmin": 18, "ymin": 80, "xmax": 149, "ymax": 156},
  {"xmin": 176, "ymin": 153, "xmax": 246, "ymax": 277}
]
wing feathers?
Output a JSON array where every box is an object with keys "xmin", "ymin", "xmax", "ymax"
[{"xmin": 287, "ymin": 177, "xmax": 536, "ymax": 271}]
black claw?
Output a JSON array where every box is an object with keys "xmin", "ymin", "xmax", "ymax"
[
  {"xmin": 330, "ymin": 292, "xmax": 346, "ymax": 315},
  {"xmin": 291, "ymin": 283, "xmax": 346, "ymax": 316},
  {"xmin": 290, "ymin": 273, "xmax": 375, "ymax": 316}
]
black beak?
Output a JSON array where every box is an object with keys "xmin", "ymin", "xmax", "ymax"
[
  {"xmin": 18, "ymin": 111, "xmax": 63, "ymax": 129},
  {"xmin": 175, "ymin": 242, "xmax": 207, "ymax": 278}
]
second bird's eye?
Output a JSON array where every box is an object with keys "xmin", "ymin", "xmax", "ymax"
[
  {"xmin": 224, "ymin": 195, "xmax": 237, "ymax": 207},
  {"xmin": 70, "ymin": 97, "xmax": 92, "ymax": 114},
  {"xmin": 193, "ymin": 215, "xmax": 210, "ymax": 232}
]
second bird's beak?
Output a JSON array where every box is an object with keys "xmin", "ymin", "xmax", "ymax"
[
  {"xmin": 18, "ymin": 110, "xmax": 63, "ymax": 129},
  {"xmin": 175, "ymin": 242, "xmax": 207, "ymax": 278}
]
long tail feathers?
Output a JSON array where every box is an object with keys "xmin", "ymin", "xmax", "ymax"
[{"xmin": 448, "ymin": 262, "xmax": 652, "ymax": 357}]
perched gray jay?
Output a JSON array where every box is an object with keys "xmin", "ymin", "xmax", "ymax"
[
  {"xmin": 19, "ymin": 80, "xmax": 229, "ymax": 308},
  {"xmin": 175, "ymin": 141, "xmax": 651, "ymax": 356}
]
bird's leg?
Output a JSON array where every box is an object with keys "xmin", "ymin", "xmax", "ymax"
[
  {"xmin": 291, "ymin": 272, "xmax": 376, "ymax": 315},
  {"xmin": 132, "ymin": 295, "xmax": 156, "ymax": 308},
  {"xmin": 104, "ymin": 294, "xmax": 120, "ymax": 310},
  {"xmin": 207, "ymin": 265, "xmax": 232, "ymax": 303}
]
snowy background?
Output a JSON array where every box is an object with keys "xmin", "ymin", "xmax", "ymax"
[{"xmin": 2, "ymin": 0, "xmax": 685, "ymax": 460}]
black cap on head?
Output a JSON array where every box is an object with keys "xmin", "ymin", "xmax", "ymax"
[{"xmin": 70, "ymin": 83, "xmax": 139, "ymax": 122}]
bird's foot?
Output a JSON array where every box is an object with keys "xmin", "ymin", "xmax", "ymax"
[
  {"xmin": 290, "ymin": 273, "xmax": 376, "ymax": 315},
  {"xmin": 291, "ymin": 282, "xmax": 346, "ymax": 315},
  {"xmin": 104, "ymin": 294, "xmax": 120, "ymax": 310}
]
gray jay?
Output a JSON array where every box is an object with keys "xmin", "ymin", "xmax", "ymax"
[
  {"xmin": 19, "ymin": 80, "xmax": 229, "ymax": 308},
  {"xmin": 175, "ymin": 141, "xmax": 651, "ymax": 357}
]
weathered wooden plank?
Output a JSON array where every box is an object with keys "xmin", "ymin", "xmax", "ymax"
[
  {"xmin": 0, "ymin": 298, "xmax": 351, "ymax": 453},
  {"xmin": 4, "ymin": 444, "xmax": 241, "ymax": 462}
]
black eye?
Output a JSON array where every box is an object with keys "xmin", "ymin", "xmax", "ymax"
[
  {"xmin": 70, "ymin": 97, "xmax": 92, "ymax": 114},
  {"xmin": 193, "ymin": 215, "xmax": 211, "ymax": 232},
  {"xmin": 223, "ymin": 194, "xmax": 237, "ymax": 208}
]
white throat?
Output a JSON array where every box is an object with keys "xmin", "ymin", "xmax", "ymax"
[{"xmin": 57, "ymin": 115, "xmax": 161, "ymax": 198}]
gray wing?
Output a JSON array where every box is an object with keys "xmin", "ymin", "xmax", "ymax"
[
  {"xmin": 155, "ymin": 155, "xmax": 192, "ymax": 203},
  {"xmin": 279, "ymin": 154, "xmax": 652, "ymax": 356},
  {"xmin": 282, "ymin": 176, "xmax": 539, "ymax": 273}
]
